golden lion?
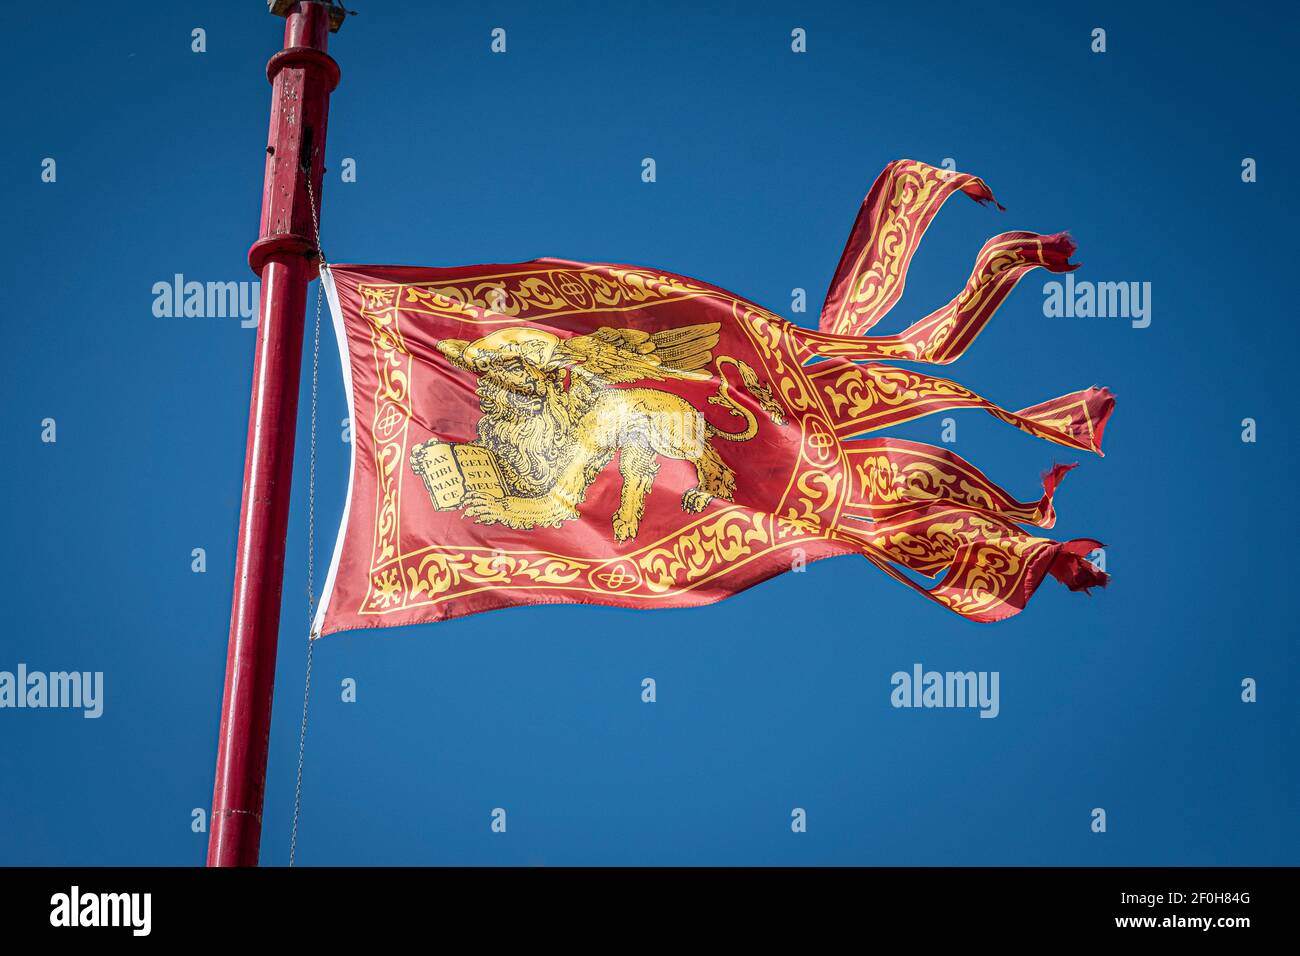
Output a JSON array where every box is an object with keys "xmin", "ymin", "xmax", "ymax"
[{"xmin": 433, "ymin": 323, "xmax": 785, "ymax": 541}]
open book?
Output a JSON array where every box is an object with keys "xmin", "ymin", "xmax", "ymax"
[{"xmin": 409, "ymin": 440, "xmax": 507, "ymax": 510}]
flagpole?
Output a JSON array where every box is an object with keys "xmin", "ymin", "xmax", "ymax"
[{"xmin": 207, "ymin": 0, "xmax": 346, "ymax": 867}]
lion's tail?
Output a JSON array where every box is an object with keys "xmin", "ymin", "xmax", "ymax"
[{"xmin": 706, "ymin": 357, "xmax": 787, "ymax": 441}]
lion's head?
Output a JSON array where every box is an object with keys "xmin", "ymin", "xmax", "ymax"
[
  {"xmin": 437, "ymin": 328, "xmax": 566, "ymax": 404},
  {"xmin": 437, "ymin": 330, "xmax": 572, "ymax": 497}
]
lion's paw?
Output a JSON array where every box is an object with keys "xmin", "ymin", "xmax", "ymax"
[
  {"xmin": 612, "ymin": 513, "xmax": 640, "ymax": 542},
  {"xmin": 464, "ymin": 494, "xmax": 581, "ymax": 531},
  {"xmin": 681, "ymin": 488, "xmax": 713, "ymax": 513},
  {"xmin": 463, "ymin": 494, "xmax": 533, "ymax": 530}
]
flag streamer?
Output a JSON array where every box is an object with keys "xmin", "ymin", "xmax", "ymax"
[
  {"xmin": 799, "ymin": 231, "xmax": 1078, "ymax": 364},
  {"xmin": 806, "ymin": 358, "xmax": 1114, "ymax": 452},
  {"xmin": 313, "ymin": 159, "xmax": 1112, "ymax": 636},
  {"xmin": 841, "ymin": 438, "xmax": 1075, "ymax": 528},
  {"xmin": 833, "ymin": 519, "xmax": 1105, "ymax": 623},
  {"xmin": 820, "ymin": 160, "xmax": 1004, "ymax": 336}
]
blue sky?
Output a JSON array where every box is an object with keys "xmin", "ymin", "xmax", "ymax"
[{"xmin": 1, "ymin": 1, "xmax": 1296, "ymax": 865}]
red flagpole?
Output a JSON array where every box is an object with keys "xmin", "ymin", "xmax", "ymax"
[{"xmin": 207, "ymin": 0, "xmax": 345, "ymax": 867}]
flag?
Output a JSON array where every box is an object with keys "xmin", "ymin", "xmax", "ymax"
[{"xmin": 313, "ymin": 159, "xmax": 1112, "ymax": 636}]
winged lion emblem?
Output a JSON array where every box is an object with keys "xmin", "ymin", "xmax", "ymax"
[{"xmin": 412, "ymin": 322, "xmax": 785, "ymax": 542}]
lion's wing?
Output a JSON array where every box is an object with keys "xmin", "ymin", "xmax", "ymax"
[{"xmin": 557, "ymin": 323, "xmax": 720, "ymax": 387}]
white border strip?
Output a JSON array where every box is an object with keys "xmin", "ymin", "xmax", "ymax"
[{"xmin": 311, "ymin": 264, "xmax": 356, "ymax": 638}]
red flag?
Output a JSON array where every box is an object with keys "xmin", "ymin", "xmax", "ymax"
[{"xmin": 313, "ymin": 161, "xmax": 1111, "ymax": 635}]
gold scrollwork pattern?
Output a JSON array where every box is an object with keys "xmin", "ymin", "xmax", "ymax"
[
  {"xmin": 637, "ymin": 511, "xmax": 772, "ymax": 594},
  {"xmin": 398, "ymin": 267, "xmax": 718, "ymax": 326},
  {"xmin": 360, "ymin": 286, "xmax": 414, "ymax": 612},
  {"xmin": 330, "ymin": 230, "xmax": 1107, "ymax": 629}
]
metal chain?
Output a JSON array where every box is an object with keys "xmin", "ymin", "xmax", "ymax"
[
  {"xmin": 290, "ymin": 173, "xmax": 327, "ymax": 867},
  {"xmin": 305, "ymin": 173, "xmax": 328, "ymax": 269}
]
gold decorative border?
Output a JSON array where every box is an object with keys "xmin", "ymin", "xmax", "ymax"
[
  {"xmin": 352, "ymin": 266, "xmax": 851, "ymax": 616},
  {"xmin": 829, "ymin": 162, "xmax": 957, "ymax": 335}
]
